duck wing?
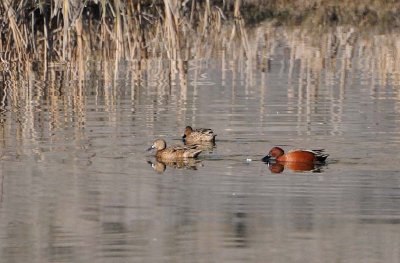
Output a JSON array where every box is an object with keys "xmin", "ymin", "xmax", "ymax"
[
  {"xmin": 170, "ymin": 144, "xmax": 199, "ymax": 152},
  {"xmin": 288, "ymin": 149, "xmax": 329, "ymax": 162},
  {"xmin": 194, "ymin": 128, "xmax": 214, "ymax": 135}
]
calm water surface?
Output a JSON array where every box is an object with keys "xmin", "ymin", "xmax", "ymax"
[{"xmin": 0, "ymin": 26, "xmax": 400, "ymax": 262}]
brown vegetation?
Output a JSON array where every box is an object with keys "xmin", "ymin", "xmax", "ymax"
[
  {"xmin": 1, "ymin": 0, "xmax": 399, "ymax": 64},
  {"xmin": 0, "ymin": 0, "xmax": 232, "ymax": 62}
]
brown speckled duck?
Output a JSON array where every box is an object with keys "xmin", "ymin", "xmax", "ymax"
[
  {"xmin": 148, "ymin": 139, "xmax": 202, "ymax": 160},
  {"xmin": 182, "ymin": 126, "xmax": 216, "ymax": 144}
]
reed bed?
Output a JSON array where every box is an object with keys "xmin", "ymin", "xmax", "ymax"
[
  {"xmin": 0, "ymin": 0, "xmax": 235, "ymax": 63},
  {"xmin": 1, "ymin": 0, "xmax": 400, "ymax": 65}
]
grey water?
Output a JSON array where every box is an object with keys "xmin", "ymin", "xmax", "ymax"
[{"xmin": 0, "ymin": 26, "xmax": 400, "ymax": 262}]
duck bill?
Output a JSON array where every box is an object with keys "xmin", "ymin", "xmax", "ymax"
[
  {"xmin": 147, "ymin": 145, "xmax": 154, "ymax": 151},
  {"xmin": 262, "ymin": 155, "xmax": 275, "ymax": 163}
]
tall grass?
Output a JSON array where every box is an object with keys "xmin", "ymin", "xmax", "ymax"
[
  {"xmin": 1, "ymin": 0, "xmax": 399, "ymax": 65},
  {"xmin": 0, "ymin": 0, "xmax": 231, "ymax": 63}
]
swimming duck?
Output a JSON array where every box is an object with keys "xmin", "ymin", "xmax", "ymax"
[
  {"xmin": 182, "ymin": 126, "xmax": 216, "ymax": 143},
  {"xmin": 148, "ymin": 139, "xmax": 202, "ymax": 160},
  {"xmin": 262, "ymin": 146, "xmax": 329, "ymax": 163}
]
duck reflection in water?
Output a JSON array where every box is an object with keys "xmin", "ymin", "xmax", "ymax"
[
  {"xmin": 147, "ymin": 158, "xmax": 202, "ymax": 173},
  {"xmin": 266, "ymin": 161, "xmax": 326, "ymax": 173}
]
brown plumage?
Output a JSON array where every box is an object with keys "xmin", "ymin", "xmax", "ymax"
[
  {"xmin": 148, "ymin": 139, "xmax": 202, "ymax": 160},
  {"xmin": 182, "ymin": 126, "xmax": 216, "ymax": 143},
  {"xmin": 262, "ymin": 146, "xmax": 329, "ymax": 163}
]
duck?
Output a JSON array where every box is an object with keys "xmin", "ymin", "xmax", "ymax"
[
  {"xmin": 148, "ymin": 139, "xmax": 202, "ymax": 160},
  {"xmin": 262, "ymin": 146, "xmax": 329, "ymax": 163},
  {"xmin": 182, "ymin": 126, "xmax": 216, "ymax": 144}
]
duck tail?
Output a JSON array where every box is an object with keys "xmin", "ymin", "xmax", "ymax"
[
  {"xmin": 310, "ymin": 149, "xmax": 329, "ymax": 162},
  {"xmin": 191, "ymin": 150, "xmax": 202, "ymax": 158},
  {"xmin": 316, "ymin": 153, "xmax": 329, "ymax": 162},
  {"xmin": 183, "ymin": 149, "xmax": 202, "ymax": 158}
]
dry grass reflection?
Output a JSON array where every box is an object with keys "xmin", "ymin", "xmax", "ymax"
[{"xmin": 1, "ymin": 24, "xmax": 400, "ymax": 146}]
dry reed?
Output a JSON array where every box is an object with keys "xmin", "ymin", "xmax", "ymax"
[
  {"xmin": 1, "ymin": 0, "xmax": 399, "ymax": 66},
  {"xmin": 1, "ymin": 0, "xmax": 229, "ymax": 63}
]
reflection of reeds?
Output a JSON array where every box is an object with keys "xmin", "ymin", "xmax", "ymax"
[{"xmin": 1, "ymin": 1, "xmax": 400, "ymax": 148}]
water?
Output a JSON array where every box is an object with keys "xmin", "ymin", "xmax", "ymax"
[{"xmin": 1, "ymin": 26, "xmax": 400, "ymax": 262}]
